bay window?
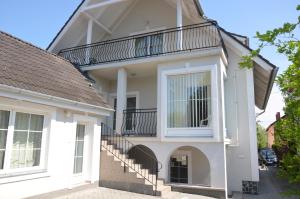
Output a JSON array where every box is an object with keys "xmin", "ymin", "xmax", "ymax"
[
  {"xmin": 0, "ymin": 110, "xmax": 45, "ymax": 173},
  {"xmin": 167, "ymin": 71, "xmax": 211, "ymax": 128}
]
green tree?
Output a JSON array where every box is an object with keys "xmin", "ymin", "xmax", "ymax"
[
  {"xmin": 240, "ymin": 5, "xmax": 300, "ymax": 197},
  {"xmin": 257, "ymin": 123, "xmax": 267, "ymax": 149}
]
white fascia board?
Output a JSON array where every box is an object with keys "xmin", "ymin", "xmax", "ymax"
[
  {"xmin": 220, "ymin": 31, "xmax": 273, "ymax": 73},
  {"xmin": 0, "ymin": 84, "xmax": 113, "ymax": 116},
  {"xmin": 48, "ymin": 0, "xmax": 91, "ymax": 52}
]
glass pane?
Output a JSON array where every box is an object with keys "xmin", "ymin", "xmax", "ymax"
[
  {"xmin": 76, "ymin": 125, "xmax": 85, "ymax": 140},
  {"xmin": 135, "ymin": 36, "xmax": 148, "ymax": 57},
  {"xmin": 0, "ymin": 150, "xmax": 5, "ymax": 169},
  {"xmin": 0, "ymin": 110, "xmax": 10, "ymax": 129},
  {"xmin": 0, "ymin": 130, "xmax": 7, "ymax": 149},
  {"xmin": 30, "ymin": 115, "xmax": 44, "ymax": 131},
  {"xmin": 75, "ymin": 141, "xmax": 84, "ymax": 157},
  {"xmin": 150, "ymin": 33, "xmax": 163, "ymax": 55},
  {"xmin": 26, "ymin": 149, "xmax": 40, "ymax": 167},
  {"xmin": 28, "ymin": 132, "xmax": 42, "ymax": 149},
  {"xmin": 15, "ymin": 112, "xmax": 29, "ymax": 130},
  {"xmin": 13, "ymin": 131, "xmax": 28, "ymax": 149},
  {"xmin": 74, "ymin": 157, "xmax": 83, "ymax": 173},
  {"xmin": 167, "ymin": 72, "xmax": 211, "ymax": 128},
  {"xmin": 11, "ymin": 149, "xmax": 26, "ymax": 168}
]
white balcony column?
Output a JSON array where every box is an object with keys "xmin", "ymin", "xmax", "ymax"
[
  {"xmin": 176, "ymin": 0, "xmax": 183, "ymax": 50},
  {"xmin": 116, "ymin": 68, "xmax": 127, "ymax": 133},
  {"xmin": 86, "ymin": 19, "xmax": 93, "ymax": 64}
]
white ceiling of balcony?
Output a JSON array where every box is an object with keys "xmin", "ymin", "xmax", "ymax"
[{"xmin": 49, "ymin": 0, "xmax": 203, "ymax": 53}]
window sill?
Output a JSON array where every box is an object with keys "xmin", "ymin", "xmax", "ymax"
[
  {"xmin": 165, "ymin": 128, "xmax": 213, "ymax": 137},
  {"xmin": 0, "ymin": 169, "xmax": 49, "ymax": 184}
]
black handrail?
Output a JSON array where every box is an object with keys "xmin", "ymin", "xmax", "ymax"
[
  {"xmin": 121, "ymin": 108, "xmax": 157, "ymax": 137},
  {"xmin": 58, "ymin": 21, "xmax": 224, "ymax": 67},
  {"xmin": 101, "ymin": 123, "xmax": 162, "ymax": 195}
]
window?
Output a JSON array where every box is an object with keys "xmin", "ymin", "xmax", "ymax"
[
  {"xmin": 0, "ymin": 110, "xmax": 10, "ymax": 170},
  {"xmin": 135, "ymin": 34, "xmax": 163, "ymax": 57},
  {"xmin": 11, "ymin": 113, "xmax": 44, "ymax": 168},
  {"xmin": 167, "ymin": 72, "xmax": 211, "ymax": 128},
  {"xmin": 73, "ymin": 124, "xmax": 85, "ymax": 174},
  {"xmin": 170, "ymin": 154, "xmax": 188, "ymax": 183},
  {"xmin": 0, "ymin": 110, "xmax": 45, "ymax": 172}
]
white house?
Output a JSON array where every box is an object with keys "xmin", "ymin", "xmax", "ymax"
[
  {"xmin": 0, "ymin": 0, "xmax": 278, "ymax": 198},
  {"xmin": 0, "ymin": 31, "xmax": 113, "ymax": 199}
]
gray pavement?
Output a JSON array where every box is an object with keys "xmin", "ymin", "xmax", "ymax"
[{"xmin": 243, "ymin": 166, "xmax": 299, "ymax": 199}]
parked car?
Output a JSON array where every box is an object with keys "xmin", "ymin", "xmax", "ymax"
[{"xmin": 259, "ymin": 148, "xmax": 278, "ymax": 166}]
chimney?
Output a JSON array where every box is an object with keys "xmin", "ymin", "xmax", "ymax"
[{"xmin": 276, "ymin": 112, "xmax": 281, "ymax": 120}]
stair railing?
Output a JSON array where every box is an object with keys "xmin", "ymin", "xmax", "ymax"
[{"xmin": 101, "ymin": 122, "xmax": 162, "ymax": 195}]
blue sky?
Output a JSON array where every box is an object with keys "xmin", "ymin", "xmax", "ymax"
[{"xmin": 0, "ymin": 0, "xmax": 299, "ymax": 127}]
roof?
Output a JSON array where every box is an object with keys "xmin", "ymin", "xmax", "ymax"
[
  {"xmin": 46, "ymin": 0, "xmax": 204, "ymax": 51},
  {"xmin": 266, "ymin": 115, "xmax": 286, "ymax": 131},
  {"xmin": 0, "ymin": 31, "xmax": 111, "ymax": 110},
  {"xmin": 218, "ymin": 26, "xmax": 278, "ymax": 110}
]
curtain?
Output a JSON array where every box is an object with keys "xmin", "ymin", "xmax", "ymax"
[
  {"xmin": 73, "ymin": 124, "xmax": 85, "ymax": 174},
  {"xmin": 0, "ymin": 110, "xmax": 10, "ymax": 169},
  {"xmin": 11, "ymin": 113, "xmax": 43, "ymax": 169},
  {"xmin": 167, "ymin": 72, "xmax": 211, "ymax": 128}
]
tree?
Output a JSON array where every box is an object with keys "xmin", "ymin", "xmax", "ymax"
[
  {"xmin": 240, "ymin": 5, "xmax": 300, "ymax": 197},
  {"xmin": 257, "ymin": 123, "xmax": 267, "ymax": 149}
]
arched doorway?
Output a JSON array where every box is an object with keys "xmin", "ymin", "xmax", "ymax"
[
  {"xmin": 127, "ymin": 145, "xmax": 158, "ymax": 174},
  {"xmin": 169, "ymin": 146, "xmax": 210, "ymax": 186}
]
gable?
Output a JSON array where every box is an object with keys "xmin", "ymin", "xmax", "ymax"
[{"xmin": 48, "ymin": 0, "xmax": 204, "ymax": 53}]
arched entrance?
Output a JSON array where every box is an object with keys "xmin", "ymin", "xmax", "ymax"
[
  {"xmin": 127, "ymin": 145, "xmax": 158, "ymax": 174},
  {"xmin": 169, "ymin": 146, "xmax": 210, "ymax": 186}
]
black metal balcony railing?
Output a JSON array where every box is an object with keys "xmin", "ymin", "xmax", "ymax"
[
  {"xmin": 121, "ymin": 109, "xmax": 157, "ymax": 137},
  {"xmin": 58, "ymin": 21, "xmax": 225, "ymax": 67}
]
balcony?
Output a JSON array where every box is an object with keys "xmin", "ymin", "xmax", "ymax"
[
  {"xmin": 121, "ymin": 109, "xmax": 157, "ymax": 137},
  {"xmin": 58, "ymin": 21, "xmax": 225, "ymax": 67}
]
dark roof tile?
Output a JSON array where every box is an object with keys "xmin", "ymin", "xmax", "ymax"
[{"xmin": 0, "ymin": 31, "xmax": 111, "ymax": 109}]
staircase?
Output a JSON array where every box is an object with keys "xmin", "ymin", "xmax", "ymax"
[{"xmin": 100, "ymin": 123, "xmax": 174, "ymax": 197}]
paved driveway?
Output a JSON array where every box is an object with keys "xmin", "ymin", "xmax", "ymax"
[
  {"xmin": 243, "ymin": 166, "xmax": 299, "ymax": 199},
  {"xmin": 28, "ymin": 184, "xmax": 216, "ymax": 199}
]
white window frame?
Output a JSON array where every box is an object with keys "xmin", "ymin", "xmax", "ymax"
[
  {"xmin": 0, "ymin": 106, "xmax": 50, "ymax": 176},
  {"xmin": 160, "ymin": 64, "xmax": 218, "ymax": 138}
]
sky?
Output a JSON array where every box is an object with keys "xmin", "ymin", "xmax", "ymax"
[{"xmin": 0, "ymin": 0, "xmax": 299, "ymax": 128}]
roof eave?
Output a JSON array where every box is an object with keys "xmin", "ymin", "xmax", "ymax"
[
  {"xmin": 46, "ymin": 0, "xmax": 86, "ymax": 51},
  {"xmin": 193, "ymin": 0, "xmax": 204, "ymax": 17},
  {"xmin": 0, "ymin": 83, "xmax": 113, "ymax": 116},
  {"xmin": 261, "ymin": 66, "xmax": 278, "ymax": 110}
]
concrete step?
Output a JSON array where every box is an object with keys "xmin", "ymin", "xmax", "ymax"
[{"xmin": 101, "ymin": 138, "xmax": 176, "ymax": 197}]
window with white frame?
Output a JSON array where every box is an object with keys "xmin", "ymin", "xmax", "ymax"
[
  {"xmin": 0, "ymin": 110, "xmax": 10, "ymax": 170},
  {"xmin": 167, "ymin": 71, "xmax": 211, "ymax": 128},
  {"xmin": 0, "ymin": 110, "xmax": 45, "ymax": 172},
  {"xmin": 73, "ymin": 124, "xmax": 85, "ymax": 174}
]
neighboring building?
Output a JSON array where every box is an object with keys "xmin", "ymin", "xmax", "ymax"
[
  {"xmin": 266, "ymin": 112, "xmax": 284, "ymax": 148},
  {"xmin": 0, "ymin": 31, "xmax": 112, "ymax": 199},
  {"xmin": 0, "ymin": 0, "xmax": 278, "ymax": 198}
]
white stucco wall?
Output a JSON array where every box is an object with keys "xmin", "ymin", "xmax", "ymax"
[
  {"xmin": 126, "ymin": 140, "xmax": 226, "ymax": 189},
  {"xmin": 224, "ymin": 47, "xmax": 259, "ymax": 194},
  {"xmin": 0, "ymin": 97, "xmax": 103, "ymax": 199}
]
